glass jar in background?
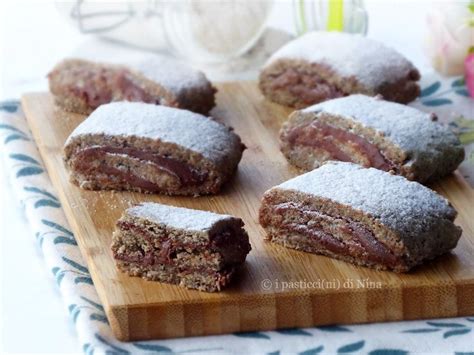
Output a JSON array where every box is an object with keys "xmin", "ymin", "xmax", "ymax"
[
  {"xmin": 55, "ymin": 0, "xmax": 274, "ymax": 64},
  {"xmin": 162, "ymin": 1, "xmax": 274, "ymax": 63},
  {"xmin": 293, "ymin": 0, "xmax": 368, "ymax": 35}
]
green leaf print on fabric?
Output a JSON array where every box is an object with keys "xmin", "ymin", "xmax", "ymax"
[
  {"xmin": 420, "ymin": 81, "xmax": 441, "ymax": 97},
  {"xmin": 298, "ymin": 346, "xmax": 324, "ymax": 355},
  {"xmin": 421, "ymin": 98, "xmax": 453, "ymax": 106},
  {"xmin": 67, "ymin": 297, "xmax": 108, "ymax": 325},
  {"xmin": 51, "ymin": 257, "xmax": 93, "ymax": 286},
  {"xmin": 34, "ymin": 199, "xmax": 61, "ymax": 208},
  {"xmin": 4, "ymin": 133, "xmax": 29, "ymax": 144},
  {"xmin": 133, "ymin": 343, "xmax": 173, "ymax": 352},
  {"xmin": 234, "ymin": 332, "xmax": 271, "ymax": 339},
  {"xmin": 402, "ymin": 328, "xmax": 441, "ymax": 333},
  {"xmin": 95, "ymin": 334, "xmax": 130, "ymax": 354},
  {"xmin": 451, "ymin": 78, "xmax": 465, "ymax": 87},
  {"xmin": 25, "ymin": 186, "xmax": 59, "ymax": 200},
  {"xmin": 402, "ymin": 319, "xmax": 473, "ymax": 339},
  {"xmin": 24, "ymin": 187, "xmax": 61, "ymax": 208},
  {"xmin": 0, "ymin": 122, "xmax": 30, "ymax": 144},
  {"xmin": 0, "ymin": 123, "xmax": 26, "ymax": 133},
  {"xmin": 61, "ymin": 257, "xmax": 89, "ymax": 273},
  {"xmin": 89, "ymin": 313, "xmax": 108, "ymax": 323},
  {"xmin": 337, "ymin": 340, "xmax": 365, "ymax": 353},
  {"xmin": 316, "ymin": 325, "xmax": 352, "ymax": 332},
  {"xmin": 39, "ymin": 219, "xmax": 76, "ymax": 246},
  {"xmin": 419, "ymin": 77, "xmax": 466, "ymax": 106},
  {"xmin": 10, "ymin": 153, "xmax": 40, "ymax": 164},
  {"xmin": 52, "ymin": 266, "xmax": 65, "ymax": 286},
  {"xmin": 15, "ymin": 166, "xmax": 43, "ymax": 177},
  {"xmin": 80, "ymin": 296, "xmax": 105, "ymax": 313},
  {"xmin": 275, "ymin": 328, "xmax": 312, "ymax": 336},
  {"xmin": 455, "ymin": 88, "xmax": 470, "ymax": 97},
  {"xmin": 0, "ymin": 100, "xmax": 20, "ymax": 113},
  {"xmin": 74, "ymin": 276, "xmax": 93, "ymax": 285},
  {"xmin": 369, "ymin": 350, "xmax": 408, "ymax": 355},
  {"xmin": 427, "ymin": 321, "xmax": 467, "ymax": 328},
  {"xmin": 443, "ymin": 328, "xmax": 471, "ymax": 338},
  {"xmin": 42, "ymin": 219, "xmax": 74, "ymax": 236},
  {"xmin": 69, "ymin": 304, "xmax": 81, "ymax": 323},
  {"xmin": 52, "ymin": 236, "xmax": 77, "ymax": 246},
  {"xmin": 9, "ymin": 153, "xmax": 43, "ymax": 177},
  {"xmin": 83, "ymin": 343, "xmax": 94, "ymax": 355}
]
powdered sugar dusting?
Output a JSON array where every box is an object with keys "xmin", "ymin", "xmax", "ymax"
[
  {"xmin": 276, "ymin": 161, "xmax": 456, "ymax": 240},
  {"xmin": 128, "ymin": 55, "xmax": 211, "ymax": 95},
  {"xmin": 66, "ymin": 102, "xmax": 241, "ymax": 163},
  {"xmin": 302, "ymin": 94, "xmax": 463, "ymax": 180},
  {"xmin": 128, "ymin": 202, "xmax": 235, "ymax": 232},
  {"xmin": 264, "ymin": 31, "xmax": 417, "ymax": 89}
]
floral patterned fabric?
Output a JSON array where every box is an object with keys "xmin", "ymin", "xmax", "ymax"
[
  {"xmin": 1, "ymin": 74, "xmax": 473, "ymax": 354},
  {"xmin": 410, "ymin": 74, "xmax": 474, "ymax": 186}
]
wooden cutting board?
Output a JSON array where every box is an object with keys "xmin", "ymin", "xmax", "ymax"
[{"xmin": 22, "ymin": 83, "xmax": 474, "ymax": 341}]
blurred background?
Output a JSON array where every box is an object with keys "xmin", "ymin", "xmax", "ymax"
[{"xmin": 3, "ymin": 0, "xmax": 466, "ymax": 99}]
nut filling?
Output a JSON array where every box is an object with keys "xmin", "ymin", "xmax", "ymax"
[
  {"xmin": 265, "ymin": 201, "xmax": 405, "ymax": 270},
  {"xmin": 114, "ymin": 221, "xmax": 250, "ymax": 269},
  {"xmin": 287, "ymin": 121, "xmax": 396, "ymax": 171},
  {"xmin": 268, "ymin": 67, "xmax": 346, "ymax": 105},
  {"xmin": 71, "ymin": 146, "xmax": 207, "ymax": 192},
  {"xmin": 111, "ymin": 203, "xmax": 252, "ymax": 292},
  {"xmin": 49, "ymin": 63, "xmax": 162, "ymax": 109}
]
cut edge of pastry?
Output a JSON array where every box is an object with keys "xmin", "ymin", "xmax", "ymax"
[
  {"xmin": 259, "ymin": 188, "xmax": 413, "ymax": 272},
  {"xmin": 258, "ymin": 185, "xmax": 461, "ymax": 273},
  {"xmin": 259, "ymin": 57, "xmax": 420, "ymax": 108},
  {"xmin": 279, "ymin": 109, "xmax": 413, "ymax": 178},
  {"xmin": 111, "ymin": 204, "xmax": 251, "ymax": 292},
  {"xmin": 48, "ymin": 58, "xmax": 216, "ymax": 115},
  {"xmin": 63, "ymin": 133, "xmax": 238, "ymax": 196}
]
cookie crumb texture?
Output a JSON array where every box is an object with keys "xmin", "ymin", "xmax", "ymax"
[
  {"xmin": 280, "ymin": 95, "xmax": 464, "ymax": 183},
  {"xmin": 259, "ymin": 31, "xmax": 420, "ymax": 108},
  {"xmin": 259, "ymin": 162, "xmax": 462, "ymax": 272},
  {"xmin": 48, "ymin": 57, "xmax": 216, "ymax": 115},
  {"xmin": 63, "ymin": 102, "xmax": 244, "ymax": 196},
  {"xmin": 111, "ymin": 203, "xmax": 251, "ymax": 292}
]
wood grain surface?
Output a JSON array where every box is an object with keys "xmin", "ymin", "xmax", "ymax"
[{"xmin": 22, "ymin": 82, "xmax": 474, "ymax": 341}]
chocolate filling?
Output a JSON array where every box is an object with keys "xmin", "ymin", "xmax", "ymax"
[
  {"xmin": 287, "ymin": 121, "xmax": 395, "ymax": 171},
  {"xmin": 269, "ymin": 67, "xmax": 346, "ymax": 104},
  {"xmin": 114, "ymin": 221, "xmax": 250, "ymax": 270},
  {"xmin": 72, "ymin": 146, "xmax": 207, "ymax": 191},
  {"xmin": 210, "ymin": 227, "xmax": 252, "ymax": 265},
  {"xmin": 271, "ymin": 202, "xmax": 401, "ymax": 268},
  {"xmin": 51, "ymin": 65, "xmax": 160, "ymax": 109}
]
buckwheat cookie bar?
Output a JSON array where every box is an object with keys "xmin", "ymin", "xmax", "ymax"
[
  {"xmin": 48, "ymin": 56, "xmax": 216, "ymax": 115},
  {"xmin": 112, "ymin": 203, "xmax": 251, "ymax": 292},
  {"xmin": 63, "ymin": 102, "xmax": 244, "ymax": 195},
  {"xmin": 259, "ymin": 161, "xmax": 462, "ymax": 272},
  {"xmin": 259, "ymin": 31, "xmax": 420, "ymax": 107},
  {"xmin": 280, "ymin": 95, "xmax": 464, "ymax": 183}
]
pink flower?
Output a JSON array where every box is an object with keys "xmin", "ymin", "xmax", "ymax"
[
  {"xmin": 425, "ymin": 2, "xmax": 474, "ymax": 76},
  {"xmin": 465, "ymin": 50, "xmax": 474, "ymax": 97}
]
